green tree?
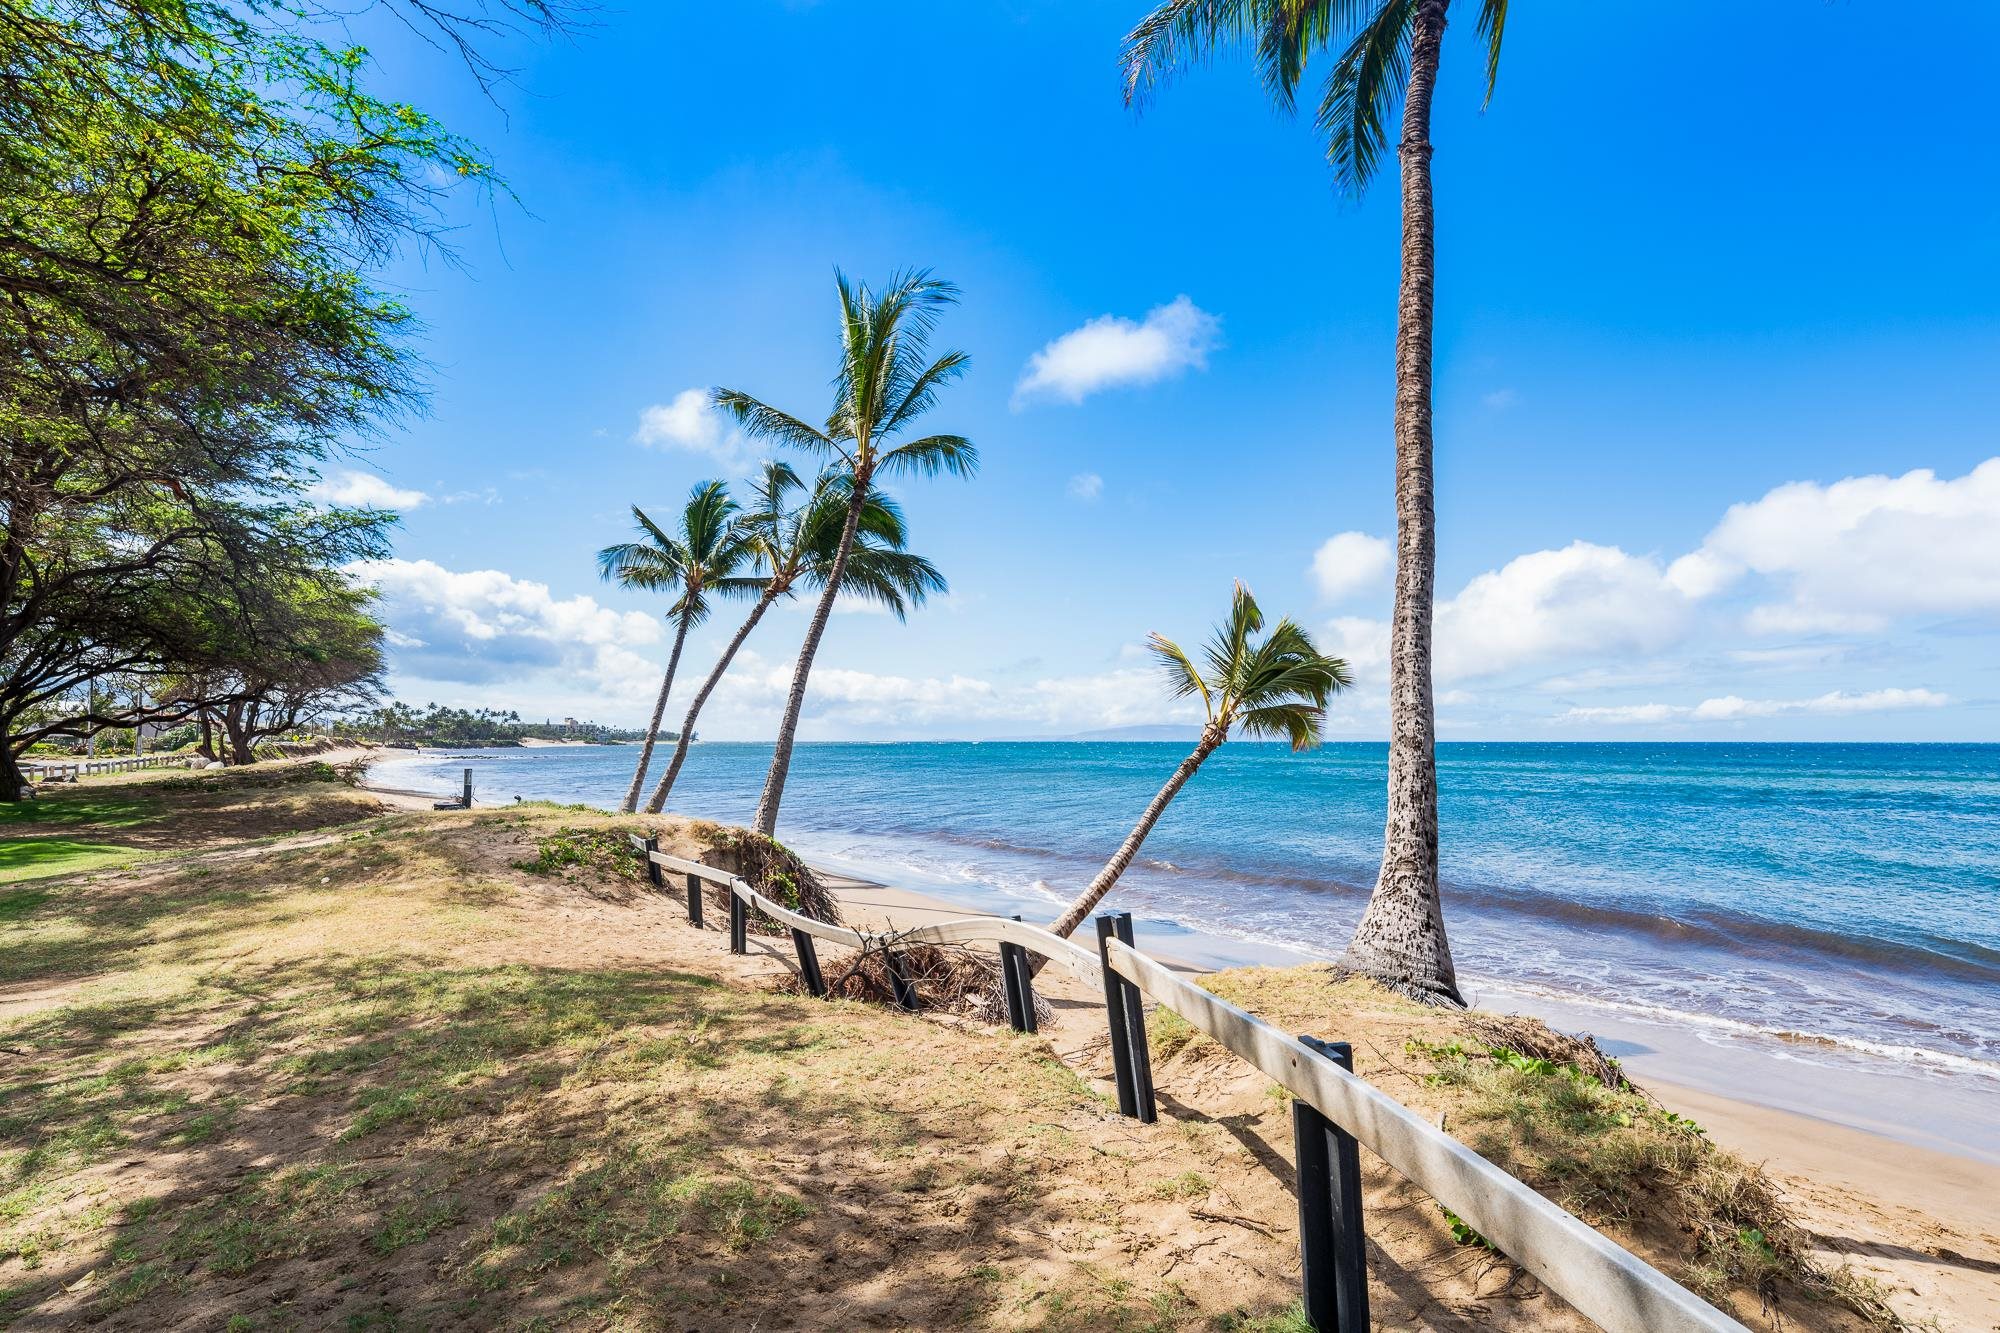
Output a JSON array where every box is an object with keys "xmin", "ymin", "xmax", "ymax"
[
  {"xmin": 640, "ymin": 462, "xmax": 947, "ymax": 815},
  {"xmin": 597, "ymin": 482, "xmax": 761, "ymax": 814},
  {"xmin": 1122, "ymin": 0, "xmax": 1508, "ymax": 1003},
  {"xmin": 0, "ymin": 0, "xmax": 563, "ymax": 799},
  {"xmin": 1046, "ymin": 584, "xmax": 1349, "ymax": 940},
  {"xmin": 715, "ymin": 270, "xmax": 977, "ymax": 836}
]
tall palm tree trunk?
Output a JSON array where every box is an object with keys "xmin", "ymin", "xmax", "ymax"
[
  {"xmin": 1048, "ymin": 726, "xmax": 1225, "ymax": 940},
  {"xmin": 621, "ymin": 613, "xmax": 692, "ymax": 815},
  {"xmin": 643, "ymin": 587, "xmax": 781, "ymax": 815},
  {"xmin": 1338, "ymin": 0, "xmax": 1462, "ymax": 1006},
  {"xmin": 752, "ymin": 482, "xmax": 868, "ymax": 836}
]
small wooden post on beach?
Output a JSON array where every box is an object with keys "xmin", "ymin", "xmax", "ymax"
[
  {"xmin": 1294, "ymin": 1036, "xmax": 1369, "ymax": 1333},
  {"xmin": 462, "ymin": 766, "xmax": 473, "ymax": 808},
  {"xmin": 684, "ymin": 872, "xmax": 704, "ymax": 927},
  {"xmin": 729, "ymin": 890, "xmax": 748, "ymax": 954}
]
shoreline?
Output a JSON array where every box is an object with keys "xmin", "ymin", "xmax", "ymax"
[{"xmin": 350, "ymin": 744, "xmax": 2000, "ymax": 1161}]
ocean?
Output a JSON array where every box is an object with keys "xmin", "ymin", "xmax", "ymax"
[{"xmin": 368, "ymin": 740, "xmax": 2000, "ymax": 1158}]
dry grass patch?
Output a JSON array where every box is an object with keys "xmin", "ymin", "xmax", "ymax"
[
  {"xmin": 1, "ymin": 798, "xmax": 1310, "ymax": 1330},
  {"xmin": 1143, "ymin": 963, "xmax": 1899, "ymax": 1330}
]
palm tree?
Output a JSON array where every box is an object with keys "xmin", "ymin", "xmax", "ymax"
[
  {"xmin": 1046, "ymin": 584, "xmax": 1350, "ymax": 940},
  {"xmin": 639, "ymin": 462, "xmax": 946, "ymax": 814},
  {"xmin": 598, "ymin": 480, "xmax": 760, "ymax": 814},
  {"xmin": 715, "ymin": 269, "xmax": 977, "ymax": 836},
  {"xmin": 1122, "ymin": 0, "xmax": 1506, "ymax": 1004}
]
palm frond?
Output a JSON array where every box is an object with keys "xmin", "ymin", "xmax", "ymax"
[
  {"xmin": 881, "ymin": 348, "xmax": 971, "ymax": 438},
  {"xmin": 1254, "ymin": 0, "xmax": 1386, "ymax": 114},
  {"xmin": 1148, "ymin": 631, "xmax": 1213, "ymax": 717},
  {"xmin": 1201, "ymin": 580, "xmax": 1265, "ymax": 687},
  {"xmin": 1236, "ymin": 702, "xmax": 1325, "ymax": 751},
  {"xmin": 1316, "ymin": 0, "xmax": 1416, "ymax": 196},
  {"xmin": 1121, "ymin": 0, "xmax": 1260, "ymax": 108},
  {"xmin": 1477, "ymin": 0, "xmax": 1508, "ymax": 108},
  {"xmin": 713, "ymin": 388, "xmax": 837, "ymax": 456},
  {"xmin": 836, "ymin": 547, "xmax": 947, "ymax": 622},
  {"xmin": 878, "ymin": 434, "xmax": 979, "ymax": 480},
  {"xmin": 628, "ymin": 504, "xmax": 687, "ymax": 561},
  {"xmin": 594, "ymin": 540, "xmax": 680, "ymax": 590}
]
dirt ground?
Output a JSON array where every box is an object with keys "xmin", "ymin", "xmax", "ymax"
[{"xmin": 0, "ymin": 766, "xmax": 1972, "ymax": 1330}]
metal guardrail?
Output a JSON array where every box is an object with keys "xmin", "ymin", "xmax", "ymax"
[{"xmin": 627, "ymin": 835, "xmax": 1746, "ymax": 1333}]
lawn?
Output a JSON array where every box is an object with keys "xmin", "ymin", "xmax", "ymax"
[{"xmin": 0, "ymin": 764, "xmax": 383, "ymax": 887}]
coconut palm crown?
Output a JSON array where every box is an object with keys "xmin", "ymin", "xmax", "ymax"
[
  {"xmin": 714, "ymin": 269, "xmax": 976, "ymax": 836},
  {"xmin": 637, "ymin": 461, "xmax": 947, "ymax": 814},
  {"xmin": 1047, "ymin": 583, "xmax": 1349, "ymax": 940},
  {"xmin": 596, "ymin": 480, "xmax": 761, "ymax": 814}
]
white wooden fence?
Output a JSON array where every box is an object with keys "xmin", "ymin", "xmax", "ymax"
[{"xmin": 631, "ymin": 837, "xmax": 1747, "ymax": 1333}]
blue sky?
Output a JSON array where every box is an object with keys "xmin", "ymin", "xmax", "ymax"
[{"xmin": 328, "ymin": 0, "xmax": 2000, "ymax": 741}]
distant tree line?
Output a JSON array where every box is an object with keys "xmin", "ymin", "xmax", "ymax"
[
  {"xmin": 0, "ymin": 1, "xmax": 565, "ymax": 796},
  {"xmin": 331, "ymin": 702, "xmax": 655, "ymax": 747}
]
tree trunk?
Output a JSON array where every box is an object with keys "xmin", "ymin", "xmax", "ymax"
[
  {"xmin": 224, "ymin": 702, "xmax": 256, "ymax": 766},
  {"xmin": 1337, "ymin": 0, "xmax": 1463, "ymax": 1007},
  {"xmin": 197, "ymin": 710, "xmax": 216, "ymax": 760},
  {"xmin": 1047, "ymin": 726, "xmax": 1225, "ymax": 940},
  {"xmin": 752, "ymin": 474, "xmax": 869, "ymax": 836},
  {"xmin": 644, "ymin": 587, "xmax": 781, "ymax": 815},
  {"xmin": 620, "ymin": 612, "xmax": 693, "ymax": 815},
  {"xmin": 0, "ymin": 732, "xmax": 27, "ymax": 803}
]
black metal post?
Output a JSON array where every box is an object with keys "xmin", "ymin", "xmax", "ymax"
[
  {"xmin": 884, "ymin": 950, "xmax": 919, "ymax": 1011},
  {"xmin": 1095, "ymin": 912, "xmax": 1155, "ymax": 1122},
  {"xmin": 1295, "ymin": 1036, "xmax": 1369, "ymax": 1333},
  {"xmin": 643, "ymin": 835, "xmax": 664, "ymax": 890},
  {"xmin": 729, "ymin": 889, "xmax": 747, "ymax": 954},
  {"xmin": 792, "ymin": 928, "xmax": 826, "ymax": 997},
  {"xmin": 684, "ymin": 873, "xmax": 704, "ymax": 927},
  {"xmin": 999, "ymin": 916, "xmax": 1036, "ymax": 1033},
  {"xmin": 1096, "ymin": 914, "xmax": 1137, "ymax": 1116},
  {"xmin": 462, "ymin": 766, "xmax": 473, "ymax": 808},
  {"xmin": 1111, "ymin": 913, "xmax": 1156, "ymax": 1123}
]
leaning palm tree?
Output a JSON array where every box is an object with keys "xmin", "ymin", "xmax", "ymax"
[
  {"xmin": 640, "ymin": 462, "xmax": 946, "ymax": 814},
  {"xmin": 1122, "ymin": 0, "xmax": 1506, "ymax": 1004},
  {"xmin": 1046, "ymin": 584, "xmax": 1350, "ymax": 940},
  {"xmin": 715, "ymin": 269, "xmax": 976, "ymax": 836},
  {"xmin": 598, "ymin": 480, "xmax": 760, "ymax": 814}
]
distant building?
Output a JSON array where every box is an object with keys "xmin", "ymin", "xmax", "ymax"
[{"xmin": 562, "ymin": 716, "xmax": 579, "ymax": 737}]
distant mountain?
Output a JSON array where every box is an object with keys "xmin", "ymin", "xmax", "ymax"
[{"xmin": 1048, "ymin": 724, "xmax": 1203, "ymax": 742}]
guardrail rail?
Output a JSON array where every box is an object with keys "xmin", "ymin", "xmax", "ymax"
[{"xmin": 628, "ymin": 835, "xmax": 1747, "ymax": 1333}]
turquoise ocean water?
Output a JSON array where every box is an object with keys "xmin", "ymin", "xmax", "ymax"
[{"xmin": 372, "ymin": 741, "xmax": 2000, "ymax": 1149}]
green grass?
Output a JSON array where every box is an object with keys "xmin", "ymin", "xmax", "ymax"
[
  {"xmin": 0, "ymin": 791, "xmax": 164, "ymax": 831},
  {"xmin": 0, "ymin": 839, "xmax": 139, "ymax": 884}
]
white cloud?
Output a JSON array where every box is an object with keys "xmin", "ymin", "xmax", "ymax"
[
  {"xmin": 1434, "ymin": 541, "xmax": 1698, "ymax": 681},
  {"xmin": 310, "ymin": 470, "xmax": 429, "ymax": 510},
  {"xmin": 352, "ymin": 558, "xmax": 663, "ymax": 702},
  {"xmin": 1321, "ymin": 616, "xmax": 1391, "ymax": 681},
  {"xmin": 1561, "ymin": 688, "xmax": 1949, "ymax": 726},
  {"xmin": 1481, "ymin": 388, "xmax": 1519, "ymax": 410},
  {"xmin": 633, "ymin": 389, "xmax": 750, "ymax": 466},
  {"xmin": 1310, "ymin": 531, "xmax": 1393, "ymax": 603},
  {"xmin": 1014, "ymin": 296, "xmax": 1220, "ymax": 406},
  {"xmin": 1067, "ymin": 472, "xmax": 1104, "ymax": 502},
  {"xmin": 1691, "ymin": 459, "xmax": 2000, "ymax": 632},
  {"xmin": 695, "ymin": 650, "xmax": 1197, "ymax": 738}
]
